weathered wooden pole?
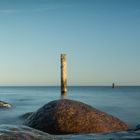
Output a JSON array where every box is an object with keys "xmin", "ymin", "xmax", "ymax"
[
  {"xmin": 61, "ymin": 54, "xmax": 67, "ymax": 95},
  {"xmin": 112, "ymin": 83, "xmax": 115, "ymax": 88}
]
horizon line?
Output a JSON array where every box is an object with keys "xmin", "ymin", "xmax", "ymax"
[{"xmin": 0, "ymin": 85, "xmax": 140, "ymax": 87}]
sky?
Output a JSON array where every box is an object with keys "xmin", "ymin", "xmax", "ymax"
[{"xmin": 0, "ymin": 0, "xmax": 140, "ymax": 86}]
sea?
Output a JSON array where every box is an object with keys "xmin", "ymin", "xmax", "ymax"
[{"xmin": 0, "ymin": 86, "xmax": 140, "ymax": 139}]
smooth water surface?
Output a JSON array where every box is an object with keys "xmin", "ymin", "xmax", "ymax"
[{"xmin": 0, "ymin": 86, "xmax": 140, "ymax": 138}]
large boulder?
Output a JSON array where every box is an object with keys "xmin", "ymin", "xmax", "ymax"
[
  {"xmin": 0, "ymin": 125, "xmax": 58, "ymax": 140},
  {"xmin": 24, "ymin": 99, "xmax": 128, "ymax": 134}
]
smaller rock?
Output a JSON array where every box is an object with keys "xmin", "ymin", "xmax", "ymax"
[
  {"xmin": 135, "ymin": 124, "xmax": 140, "ymax": 131},
  {"xmin": 0, "ymin": 125, "xmax": 59, "ymax": 140},
  {"xmin": 0, "ymin": 101, "xmax": 11, "ymax": 108}
]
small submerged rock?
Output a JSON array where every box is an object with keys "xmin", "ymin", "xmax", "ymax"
[
  {"xmin": 24, "ymin": 99, "xmax": 128, "ymax": 134},
  {"xmin": 0, "ymin": 124, "xmax": 58, "ymax": 140},
  {"xmin": 134, "ymin": 124, "xmax": 140, "ymax": 131},
  {"xmin": 0, "ymin": 101, "xmax": 11, "ymax": 108}
]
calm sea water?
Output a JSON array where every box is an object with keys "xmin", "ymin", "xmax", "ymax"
[{"xmin": 0, "ymin": 86, "xmax": 140, "ymax": 138}]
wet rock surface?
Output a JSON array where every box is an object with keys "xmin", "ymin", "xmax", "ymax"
[
  {"xmin": 61, "ymin": 129, "xmax": 140, "ymax": 140},
  {"xmin": 24, "ymin": 99, "xmax": 128, "ymax": 134},
  {"xmin": 0, "ymin": 101, "xmax": 11, "ymax": 108},
  {"xmin": 0, "ymin": 124, "xmax": 139, "ymax": 140},
  {"xmin": 0, "ymin": 124, "xmax": 58, "ymax": 140}
]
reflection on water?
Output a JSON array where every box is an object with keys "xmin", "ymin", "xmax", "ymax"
[{"xmin": 61, "ymin": 93, "xmax": 67, "ymax": 99}]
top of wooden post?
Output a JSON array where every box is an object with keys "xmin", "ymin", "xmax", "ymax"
[{"xmin": 61, "ymin": 54, "xmax": 67, "ymax": 58}]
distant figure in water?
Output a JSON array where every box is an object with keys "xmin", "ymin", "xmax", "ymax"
[{"xmin": 112, "ymin": 83, "xmax": 115, "ymax": 88}]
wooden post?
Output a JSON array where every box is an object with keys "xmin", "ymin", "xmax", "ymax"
[
  {"xmin": 61, "ymin": 54, "xmax": 67, "ymax": 95},
  {"xmin": 112, "ymin": 83, "xmax": 115, "ymax": 88}
]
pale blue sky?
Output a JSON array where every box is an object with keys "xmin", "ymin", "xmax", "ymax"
[{"xmin": 0, "ymin": 0, "xmax": 140, "ymax": 86}]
